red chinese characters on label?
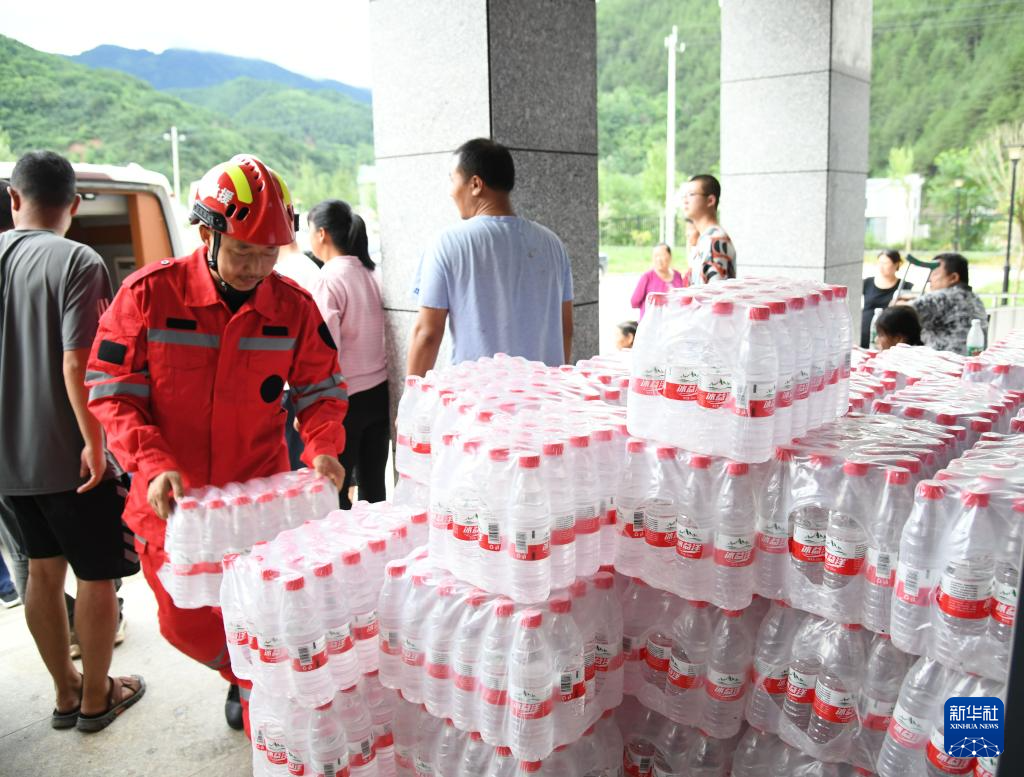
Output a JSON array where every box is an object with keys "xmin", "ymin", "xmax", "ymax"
[
  {"xmin": 887, "ymin": 703, "xmax": 928, "ymax": 748},
  {"xmin": 991, "ymin": 581, "xmax": 1018, "ymax": 626},
  {"xmin": 794, "ymin": 368, "xmax": 811, "ymax": 401},
  {"xmin": 733, "ymin": 380, "xmax": 777, "ymax": 418},
  {"xmin": 595, "ymin": 640, "xmax": 624, "ymax": 672},
  {"xmin": 551, "ymin": 512, "xmax": 576, "ymax": 546},
  {"xmin": 662, "ymin": 365, "xmax": 699, "ymax": 402},
  {"xmin": 811, "ymin": 682, "xmax": 856, "ymax": 724},
  {"xmin": 451, "ymin": 510, "xmax": 479, "ymax": 542},
  {"xmin": 480, "ymin": 667, "xmax": 508, "ymax": 705},
  {"xmin": 776, "ymin": 375, "xmax": 795, "ymax": 408},
  {"xmin": 697, "ymin": 369, "xmax": 732, "ymax": 410},
  {"xmin": 714, "ymin": 532, "xmax": 755, "ymax": 568},
  {"xmin": 785, "ymin": 668, "xmax": 818, "ymax": 706},
  {"xmin": 752, "ymin": 659, "xmax": 788, "ymax": 695},
  {"xmin": 668, "ymin": 656, "xmax": 706, "ymax": 690},
  {"xmin": 644, "ymin": 638, "xmax": 671, "ymax": 673},
  {"xmin": 509, "ymin": 685, "xmax": 553, "ymax": 720},
  {"xmin": 259, "ymin": 636, "xmax": 287, "ymax": 665},
  {"xmin": 676, "ymin": 525, "xmax": 710, "ymax": 560},
  {"xmin": 425, "ymin": 646, "xmax": 451, "ymax": 679},
  {"xmin": 429, "ymin": 509, "xmax": 451, "ymax": 532},
  {"xmin": 575, "ymin": 505, "xmax": 600, "ymax": 535},
  {"xmin": 509, "ymin": 529, "xmax": 550, "ymax": 561},
  {"xmin": 926, "ymin": 728, "xmax": 975, "ymax": 775},
  {"xmin": 226, "ymin": 623, "xmax": 248, "ymax": 647},
  {"xmin": 352, "ymin": 611, "xmax": 380, "ymax": 641},
  {"xmin": 810, "ymin": 368, "xmax": 826, "ymax": 394},
  {"xmin": 705, "ymin": 667, "xmax": 746, "ymax": 702},
  {"xmin": 824, "ymin": 535, "xmax": 867, "ymax": 576},
  {"xmin": 631, "ymin": 368, "xmax": 665, "ymax": 397},
  {"xmin": 645, "ymin": 513, "xmax": 677, "ymax": 548},
  {"xmin": 326, "ymin": 624, "xmax": 355, "ymax": 655},
  {"xmin": 790, "ymin": 526, "xmax": 827, "ymax": 563},
  {"xmin": 936, "ymin": 573, "xmax": 992, "ymax": 620}
]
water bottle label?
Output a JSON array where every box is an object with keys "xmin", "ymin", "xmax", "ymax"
[
  {"xmin": 937, "ymin": 573, "xmax": 993, "ymax": 619},
  {"xmin": 379, "ymin": 627, "xmax": 400, "ymax": 656},
  {"xmin": 286, "ymin": 749, "xmax": 306, "ymax": 775},
  {"xmin": 509, "ymin": 684, "xmax": 553, "ymax": 719},
  {"xmin": 622, "ymin": 634, "xmax": 644, "ymax": 661},
  {"xmin": 662, "ymin": 364, "xmax": 699, "ymax": 402},
  {"xmin": 927, "ymin": 727, "xmax": 976, "ymax": 774},
  {"xmin": 842, "ymin": 351, "xmax": 852, "ymax": 379},
  {"xmin": 714, "ymin": 532, "xmax": 755, "ymax": 567},
  {"xmin": 824, "ymin": 535, "xmax": 867, "ymax": 575},
  {"xmin": 551, "ymin": 511, "xmax": 576, "ymax": 546},
  {"xmin": 327, "ymin": 624, "xmax": 355, "ymax": 654},
  {"xmin": 396, "ymin": 433, "xmax": 410, "ymax": 448},
  {"xmin": 429, "ymin": 507, "xmax": 452, "ymax": 532},
  {"xmin": 733, "ymin": 380, "xmax": 777, "ymax": 418},
  {"xmin": 584, "ymin": 646, "xmax": 597, "ymax": 680},
  {"xmin": 226, "ymin": 622, "xmax": 248, "ymax": 646},
  {"xmin": 267, "ymin": 736, "xmax": 288, "ymax": 766},
  {"xmin": 411, "ymin": 437, "xmax": 431, "ymax": 455},
  {"xmin": 810, "ymin": 365, "xmax": 826, "ymax": 393},
  {"xmin": 623, "ymin": 509, "xmax": 646, "ymax": 539},
  {"xmin": 631, "ymin": 367, "xmax": 665, "ymax": 397},
  {"xmin": 668, "ymin": 656, "xmax": 705, "ymax": 689},
  {"xmin": 558, "ymin": 666, "xmax": 586, "ymax": 704},
  {"xmin": 862, "ymin": 696, "xmax": 897, "ymax": 731},
  {"xmin": 752, "ymin": 660, "xmax": 788, "ymax": 694},
  {"xmin": 414, "ymin": 754, "xmax": 434, "ymax": 777},
  {"xmin": 967, "ymin": 345, "xmax": 983, "ymax": 357},
  {"xmin": 259, "ymin": 635, "xmax": 287, "ymax": 664},
  {"xmin": 624, "ymin": 741, "xmax": 654, "ymax": 777},
  {"xmin": 827, "ymin": 365, "xmax": 840, "ymax": 386},
  {"xmin": 479, "ymin": 517, "xmax": 502, "ymax": 552},
  {"xmin": 785, "ymin": 668, "xmax": 818, "ymax": 705},
  {"xmin": 895, "ymin": 562, "xmax": 937, "ymax": 605},
  {"xmin": 452, "ymin": 509, "xmax": 479, "ymax": 542},
  {"xmin": 812, "ymin": 681, "xmax": 856, "ymax": 724},
  {"xmin": 697, "ymin": 369, "xmax": 732, "ymax": 409},
  {"xmin": 481, "ymin": 665, "xmax": 509, "ymax": 704},
  {"xmin": 373, "ymin": 723, "xmax": 394, "ymax": 749},
  {"xmin": 426, "ymin": 646, "xmax": 451, "ymax": 679},
  {"xmin": 992, "ymin": 581, "xmax": 1018, "ymax": 626},
  {"xmin": 645, "ymin": 513, "xmax": 677, "ymax": 548},
  {"xmin": 601, "ymin": 505, "xmax": 617, "ymax": 527},
  {"xmin": 866, "ymin": 548, "xmax": 898, "ymax": 587},
  {"xmin": 510, "ymin": 528, "xmax": 550, "ymax": 560},
  {"xmin": 976, "ymin": 756, "xmax": 998, "ymax": 776},
  {"xmin": 595, "ymin": 640, "xmax": 623, "ymax": 671},
  {"xmin": 291, "ymin": 636, "xmax": 328, "ymax": 672},
  {"xmin": 402, "ymin": 636, "xmax": 425, "ymax": 666},
  {"xmin": 676, "ymin": 524, "xmax": 709, "ymax": 559},
  {"xmin": 790, "ymin": 526, "xmax": 827, "ymax": 563},
  {"xmin": 794, "ymin": 368, "xmax": 811, "ymax": 401},
  {"xmin": 348, "ymin": 737, "xmax": 375, "ymax": 767},
  {"xmin": 453, "ymin": 656, "xmax": 478, "ymax": 690},
  {"xmin": 777, "ymin": 375, "xmax": 795, "ymax": 408},
  {"xmin": 312, "ymin": 756, "xmax": 347, "ymax": 777},
  {"xmin": 888, "ymin": 703, "xmax": 929, "ymax": 747},
  {"xmin": 575, "ymin": 505, "xmax": 601, "ymax": 535},
  {"xmin": 644, "ymin": 639, "xmax": 671, "ymax": 672},
  {"xmin": 255, "ymin": 726, "xmax": 267, "ymax": 752},
  {"xmin": 395, "ymin": 745, "xmax": 413, "ymax": 771},
  {"xmin": 353, "ymin": 610, "xmax": 380, "ymax": 640},
  {"xmin": 705, "ymin": 667, "xmax": 746, "ymax": 701}
]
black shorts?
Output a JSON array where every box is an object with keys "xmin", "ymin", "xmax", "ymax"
[{"xmin": 4, "ymin": 478, "xmax": 139, "ymax": 581}]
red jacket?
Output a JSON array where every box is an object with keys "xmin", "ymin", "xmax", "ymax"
[{"xmin": 87, "ymin": 246, "xmax": 347, "ymax": 548}]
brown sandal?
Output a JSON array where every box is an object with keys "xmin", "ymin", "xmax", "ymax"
[{"xmin": 76, "ymin": 675, "xmax": 146, "ymax": 733}]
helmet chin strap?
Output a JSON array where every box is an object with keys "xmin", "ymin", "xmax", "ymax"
[{"xmin": 206, "ymin": 230, "xmax": 261, "ymax": 294}]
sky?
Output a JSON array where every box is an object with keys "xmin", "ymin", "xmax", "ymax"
[{"xmin": 2, "ymin": 0, "xmax": 374, "ymax": 87}]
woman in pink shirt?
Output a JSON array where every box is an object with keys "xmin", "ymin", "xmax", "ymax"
[
  {"xmin": 309, "ymin": 200, "xmax": 389, "ymax": 508},
  {"xmin": 630, "ymin": 242, "xmax": 688, "ymax": 318}
]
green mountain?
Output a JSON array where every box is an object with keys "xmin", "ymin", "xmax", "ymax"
[{"xmin": 0, "ymin": 35, "xmax": 371, "ymax": 208}]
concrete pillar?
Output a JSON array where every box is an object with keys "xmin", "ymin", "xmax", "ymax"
[
  {"xmin": 719, "ymin": 0, "xmax": 872, "ymax": 333},
  {"xmin": 369, "ymin": 0, "xmax": 599, "ymax": 399}
]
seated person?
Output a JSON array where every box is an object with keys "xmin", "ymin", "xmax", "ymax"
[
  {"xmin": 616, "ymin": 320, "xmax": 637, "ymax": 351},
  {"xmin": 874, "ymin": 306, "xmax": 923, "ymax": 350},
  {"xmin": 902, "ymin": 253, "xmax": 987, "ymax": 355}
]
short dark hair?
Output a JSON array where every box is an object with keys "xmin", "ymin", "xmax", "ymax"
[
  {"xmin": 307, "ymin": 199, "xmax": 374, "ymax": 271},
  {"xmin": 455, "ymin": 138, "xmax": 515, "ymax": 192},
  {"xmin": 618, "ymin": 320, "xmax": 637, "ymax": 338},
  {"xmin": 689, "ymin": 174, "xmax": 721, "ymax": 204},
  {"xmin": 10, "ymin": 151, "xmax": 77, "ymax": 209},
  {"xmin": 654, "ymin": 242, "xmax": 672, "ymax": 255},
  {"xmin": 935, "ymin": 252, "xmax": 970, "ymax": 288},
  {"xmin": 876, "ymin": 305, "xmax": 923, "ymax": 346},
  {"xmin": 0, "ymin": 182, "xmax": 12, "ymax": 231},
  {"xmin": 879, "ymin": 249, "xmax": 902, "ymax": 267}
]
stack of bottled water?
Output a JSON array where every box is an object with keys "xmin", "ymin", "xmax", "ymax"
[
  {"xmin": 249, "ymin": 670, "xmax": 396, "ymax": 777},
  {"xmin": 627, "ymin": 279, "xmax": 853, "ymax": 462},
  {"xmin": 378, "ymin": 553, "xmax": 624, "ymax": 761},
  {"xmin": 392, "ymin": 696, "xmax": 622, "ymax": 777},
  {"xmin": 847, "ymin": 370, "xmax": 890, "ymax": 414},
  {"xmin": 963, "ymin": 328, "xmax": 1024, "ymax": 390},
  {"xmin": 163, "ymin": 469, "xmax": 340, "ymax": 608},
  {"xmin": 858, "ymin": 343, "xmax": 967, "ymax": 387},
  {"xmin": 220, "ymin": 501, "xmax": 428, "ymax": 709}
]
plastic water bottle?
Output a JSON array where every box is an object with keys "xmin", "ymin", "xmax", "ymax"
[
  {"xmin": 816, "ymin": 288, "xmax": 843, "ymax": 420},
  {"xmin": 876, "ymin": 657, "xmax": 949, "ymax": 777},
  {"xmin": 696, "ymin": 300, "xmax": 737, "ymax": 454},
  {"xmin": 853, "ymin": 634, "xmax": 911, "ymax": 770},
  {"xmin": 543, "ymin": 442, "xmax": 577, "ymax": 591},
  {"xmin": 712, "ymin": 461, "xmax": 757, "ymax": 610},
  {"xmin": 460, "ymin": 731, "xmax": 492, "ymax": 777},
  {"xmin": 862, "ymin": 468, "xmax": 914, "ymax": 634},
  {"xmin": 935, "ymin": 489, "xmax": 996, "ymax": 667},
  {"xmin": 786, "ymin": 295, "xmax": 813, "ymax": 438},
  {"xmin": 336, "ymin": 684, "xmax": 378, "ymax": 776},
  {"xmin": 731, "ymin": 726, "xmax": 785, "ymax": 777},
  {"xmin": 395, "ymin": 376, "xmax": 422, "ymax": 476},
  {"xmin": 645, "ymin": 446, "xmax": 681, "ymax": 584},
  {"xmin": 806, "ymin": 623, "xmax": 867, "ymax": 744},
  {"xmin": 746, "ymin": 601, "xmax": 797, "ymax": 732},
  {"xmin": 451, "ymin": 591, "xmax": 489, "ymax": 731},
  {"xmin": 702, "ymin": 608, "xmax": 751, "ymax": 738},
  {"xmin": 255, "ymin": 568, "xmax": 290, "ymax": 696},
  {"xmin": 830, "ymin": 285, "xmax": 853, "ymax": 418},
  {"xmin": 507, "ymin": 454, "xmax": 552, "ymax": 603},
  {"xmin": 891, "ymin": 481, "xmax": 948, "ymax": 656},
  {"xmin": 282, "ymin": 574, "xmax": 334, "ymax": 708},
  {"xmin": 364, "ymin": 673, "xmax": 397, "ymax": 777},
  {"xmin": 308, "ymin": 700, "xmax": 350, "ymax": 777},
  {"xmin": 568, "ymin": 579, "xmax": 598, "ymax": 702},
  {"xmin": 433, "ymin": 718, "xmax": 462, "ymax": 777},
  {"xmin": 966, "ymin": 319, "xmax": 985, "ymax": 357},
  {"xmin": 479, "ymin": 598, "xmax": 516, "ymax": 745},
  {"xmin": 731, "ymin": 305, "xmax": 778, "ymax": 463},
  {"xmin": 568, "ymin": 434, "xmax": 602, "ymax": 577},
  {"xmin": 591, "ymin": 572, "xmax": 624, "ymax": 708},
  {"xmin": 594, "ymin": 428, "xmax": 622, "ymax": 566},
  {"xmin": 989, "ymin": 502, "xmax": 1022, "ymax": 668},
  {"xmin": 755, "ymin": 448, "xmax": 793, "ymax": 599},
  {"xmin": 789, "ymin": 455, "xmax": 832, "ymax": 590},
  {"xmin": 663, "ymin": 600, "xmax": 712, "ymax": 719},
  {"xmin": 549, "ymin": 596, "xmax": 586, "ymax": 741},
  {"xmin": 427, "ymin": 434, "xmax": 457, "ymax": 568},
  {"xmin": 311, "ymin": 561, "xmax": 360, "ymax": 692},
  {"xmin": 766, "ymin": 299, "xmax": 795, "ymax": 447},
  {"xmin": 676, "ymin": 454, "xmax": 715, "ymax": 596},
  {"xmin": 508, "ymin": 609, "xmax": 554, "ymax": 760},
  {"xmin": 783, "ymin": 615, "xmax": 824, "ymax": 732},
  {"xmin": 400, "ymin": 574, "xmax": 434, "ymax": 704},
  {"xmin": 378, "ymin": 562, "xmax": 409, "ymax": 688},
  {"xmin": 340, "ymin": 550, "xmax": 381, "ymax": 670},
  {"xmin": 616, "ymin": 440, "xmax": 653, "ymax": 577},
  {"xmin": 479, "ymin": 446, "xmax": 513, "ymax": 595},
  {"xmin": 412, "ymin": 711, "xmax": 443, "ymax": 777},
  {"xmin": 820, "ymin": 460, "xmax": 870, "ymax": 622},
  {"xmin": 628, "ymin": 293, "xmax": 669, "ymax": 440},
  {"xmin": 449, "ymin": 440, "xmax": 483, "ymax": 582},
  {"xmin": 621, "ymin": 579, "xmax": 656, "ymax": 695},
  {"xmin": 804, "ymin": 293, "xmax": 830, "ymax": 429},
  {"xmin": 221, "ymin": 554, "xmax": 252, "ymax": 681},
  {"xmin": 423, "ymin": 582, "xmax": 461, "ymax": 719},
  {"xmin": 686, "ymin": 732, "xmax": 727, "ymax": 777},
  {"xmin": 661, "ymin": 293, "xmax": 702, "ymax": 444}
]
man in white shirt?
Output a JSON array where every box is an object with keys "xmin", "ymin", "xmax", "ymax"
[{"xmin": 683, "ymin": 174, "xmax": 737, "ymax": 283}]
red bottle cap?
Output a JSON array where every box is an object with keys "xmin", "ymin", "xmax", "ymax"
[
  {"xmin": 727, "ymin": 461, "xmax": 749, "ymax": 476},
  {"xmin": 520, "ymin": 610, "xmax": 543, "ymax": 629},
  {"xmin": 886, "ymin": 468, "xmax": 910, "ymax": 486},
  {"xmin": 916, "ymin": 481, "xmax": 945, "ymax": 501},
  {"xmin": 570, "ymin": 435, "xmax": 590, "ymax": 448},
  {"xmin": 495, "ymin": 599, "xmax": 515, "ymax": 617},
  {"xmin": 689, "ymin": 454, "xmax": 713, "ymax": 469},
  {"xmin": 549, "ymin": 596, "xmax": 572, "ymax": 614},
  {"xmin": 518, "ymin": 454, "xmax": 541, "ymax": 469},
  {"xmin": 543, "ymin": 442, "xmax": 565, "ymax": 457},
  {"xmin": 657, "ymin": 446, "xmax": 677, "ymax": 460},
  {"xmin": 284, "ymin": 576, "xmax": 305, "ymax": 591},
  {"xmin": 712, "ymin": 300, "xmax": 734, "ymax": 316},
  {"xmin": 593, "ymin": 572, "xmax": 614, "ymax": 590},
  {"xmin": 749, "ymin": 305, "xmax": 770, "ymax": 321}
]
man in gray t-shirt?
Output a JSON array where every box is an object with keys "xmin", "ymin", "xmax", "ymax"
[{"xmin": 1, "ymin": 151, "xmax": 143, "ymax": 730}]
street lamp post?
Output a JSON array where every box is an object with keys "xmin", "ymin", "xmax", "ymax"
[
  {"xmin": 162, "ymin": 126, "xmax": 187, "ymax": 201},
  {"xmin": 1003, "ymin": 146, "xmax": 1022, "ymax": 306},
  {"xmin": 663, "ymin": 26, "xmax": 685, "ymax": 248},
  {"xmin": 953, "ymin": 178, "xmax": 965, "ymax": 252}
]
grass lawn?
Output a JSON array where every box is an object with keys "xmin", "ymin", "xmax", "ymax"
[{"xmin": 603, "ymin": 245, "xmax": 653, "ymax": 274}]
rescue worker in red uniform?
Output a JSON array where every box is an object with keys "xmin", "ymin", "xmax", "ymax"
[{"xmin": 86, "ymin": 155, "xmax": 347, "ymax": 732}]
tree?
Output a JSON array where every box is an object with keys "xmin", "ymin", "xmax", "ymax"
[
  {"xmin": 887, "ymin": 146, "xmax": 920, "ymax": 252},
  {"xmin": 970, "ymin": 122, "xmax": 1024, "ymax": 292},
  {"xmin": 0, "ymin": 125, "xmax": 12, "ymax": 161}
]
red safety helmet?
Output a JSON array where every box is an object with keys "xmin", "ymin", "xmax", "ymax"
[{"xmin": 190, "ymin": 154, "xmax": 297, "ymax": 247}]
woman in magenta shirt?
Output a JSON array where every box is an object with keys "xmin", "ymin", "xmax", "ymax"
[{"xmin": 630, "ymin": 243, "xmax": 688, "ymax": 317}]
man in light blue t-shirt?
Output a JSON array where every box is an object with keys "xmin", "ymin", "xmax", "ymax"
[{"xmin": 407, "ymin": 138, "xmax": 574, "ymax": 374}]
